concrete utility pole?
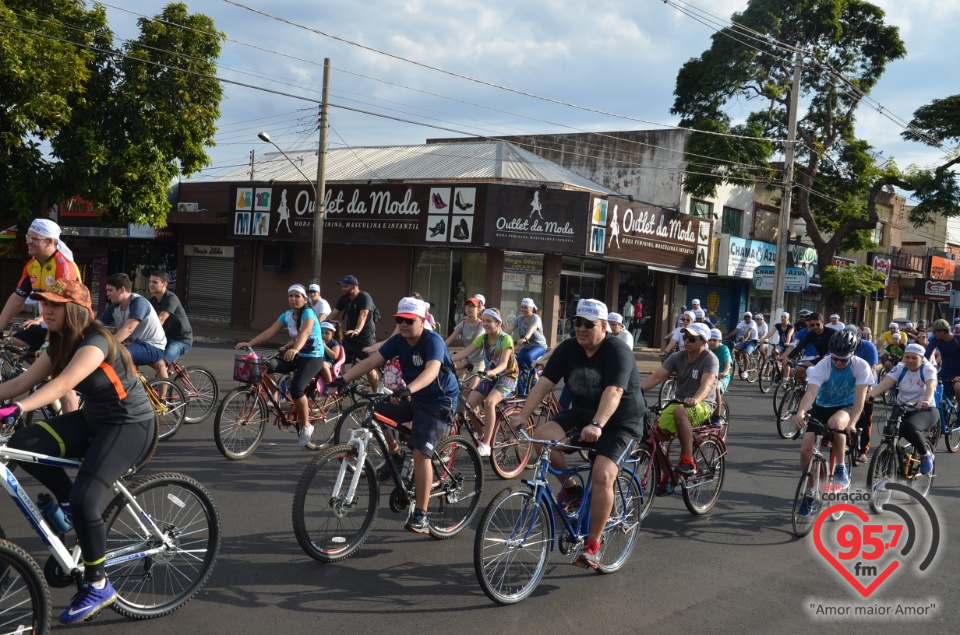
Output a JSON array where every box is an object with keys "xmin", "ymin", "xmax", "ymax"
[
  {"xmin": 771, "ymin": 49, "xmax": 803, "ymax": 318},
  {"xmin": 312, "ymin": 58, "xmax": 331, "ymax": 284}
]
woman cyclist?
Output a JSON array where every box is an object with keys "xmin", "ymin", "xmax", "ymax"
[
  {"xmin": 236, "ymin": 284, "xmax": 324, "ymax": 447},
  {"xmin": 0, "ymin": 280, "xmax": 155, "ymax": 624},
  {"xmin": 505, "ymin": 298, "xmax": 547, "ymax": 371},
  {"xmin": 445, "ymin": 296, "xmax": 485, "ymax": 378},
  {"xmin": 450, "ymin": 308, "xmax": 519, "ymax": 457}
]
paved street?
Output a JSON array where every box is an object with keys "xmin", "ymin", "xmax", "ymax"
[{"xmin": 3, "ymin": 343, "xmax": 959, "ymax": 633}]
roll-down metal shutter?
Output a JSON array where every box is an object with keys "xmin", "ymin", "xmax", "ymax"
[{"xmin": 185, "ymin": 256, "xmax": 234, "ymax": 323}]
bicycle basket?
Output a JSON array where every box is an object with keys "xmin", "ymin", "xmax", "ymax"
[{"xmin": 233, "ymin": 354, "xmax": 264, "ymax": 383}]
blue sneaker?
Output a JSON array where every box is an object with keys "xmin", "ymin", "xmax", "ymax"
[
  {"xmin": 798, "ymin": 493, "xmax": 819, "ymax": 517},
  {"xmin": 59, "ymin": 579, "xmax": 117, "ymax": 624},
  {"xmin": 920, "ymin": 453, "xmax": 934, "ymax": 475},
  {"xmin": 834, "ymin": 464, "xmax": 850, "ymax": 489}
]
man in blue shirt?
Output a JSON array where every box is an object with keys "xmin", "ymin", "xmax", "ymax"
[
  {"xmin": 925, "ymin": 319, "xmax": 960, "ymax": 401},
  {"xmin": 850, "ymin": 325, "xmax": 879, "ymax": 462},
  {"xmin": 330, "ymin": 296, "xmax": 458, "ymax": 535}
]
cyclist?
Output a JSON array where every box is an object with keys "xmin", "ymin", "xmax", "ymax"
[
  {"xmin": 509, "ymin": 299, "xmax": 645, "ymax": 570},
  {"xmin": 762, "ymin": 312, "xmax": 794, "ymax": 357},
  {"xmin": 857, "ymin": 320, "xmax": 872, "ymax": 342},
  {"xmin": 97, "ymin": 273, "xmax": 166, "ymax": 366},
  {"xmin": 782, "ymin": 312, "xmax": 832, "ymax": 383},
  {"xmin": 642, "ymin": 321, "xmax": 718, "ymax": 477},
  {"xmin": 318, "ymin": 321, "xmax": 342, "ymax": 384},
  {"xmin": 306, "ymin": 284, "xmax": 331, "ymax": 322},
  {"xmin": 794, "ymin": 329, "xmax": 873, "ymax": 510},
  {"xmin": 849, "ymin": 324, "xmax": 879, "ymax": 462},
  {"xmin": 825, "ymin": 313, "xmax": 845, "ymax": 331},
  {"xmin": 912, "ymin": 320, "xmax": 929, "ymax": 345},
  {"xmin": 146, "ymin": 270, "xmax": 193, "ymax": 395},
  {"xmin": 607, "ymin": 312, "xmax": 634, "ymax": 346},
  {"xmin": 0, "ymin": 280, "xmax": 155, "ymax": 624},
  {"xmin": 329, "ymin": 297, "xmax": 458, "ymax": 535},
  {"xmin": 707, "ymin": 328, "xmax": 731, "ymax": 425},
  {"xmin": 878, "ymin": 321, "xmax": 901, "ymax": 351},
  {"xmin": 661, "ymin": 311, "xmax": 694, "ymax": 358},
  {"xmin": 754, "ymin": 314, "xmax": 768, "ymax": 361},
  {"xmin": 450, "ymin": 307, "xmax": 519, "ymax": 457},
  {"xmin": 327, "ymin": 275, "xmax": 379, "ymax": 393},
  {"xmin": 727, "ymin": 311, "xmax": 758, "ymax": 380},
  {"xmin": 866, "ymin": 343, "xmax": 936, "ymax": 475},
  {"xmin": 235, "ymin": 284, "xmax": 324, "ymax": 447},
  {"xmin": 693, "ymin": 308, "xmax": 714, "ymax": 329},
  {"xmin": 445, "ymin": 296, "xmax": 485, "ymax": 377},
  {"xmin": 924, "ymin": 319, "xmax": 960, "ymax": 402},
  {"xmin": 505, "ymin": 298, "xmax": 547, "ymax": 371},
  {"xmin": 881, "ymin": 332, "xmax": 905, "ymax": 372}
]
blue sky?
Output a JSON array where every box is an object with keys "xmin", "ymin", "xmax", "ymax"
[{"xmin": 104, "ymin": 0, "xmax": 959, "ymax": 188}]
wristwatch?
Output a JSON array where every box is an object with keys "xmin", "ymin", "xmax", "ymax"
[{"xmin": 590, "ymin": 421, "xmax": 603, "ymax": 429}]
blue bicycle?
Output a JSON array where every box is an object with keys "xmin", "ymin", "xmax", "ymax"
[
  {"xmin": 931, "ymin": 379, "xmax": 960, "ymax": 453},
  {"xmin": 473, "ymin": 430, "xmax": 642, "ymax": 605}
]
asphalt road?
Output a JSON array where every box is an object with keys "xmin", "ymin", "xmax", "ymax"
[{"xmin": 3, "ymin": 343, "xmax": 959, "ymax": 633}]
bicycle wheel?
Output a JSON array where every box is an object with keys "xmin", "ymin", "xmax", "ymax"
[
  {"xmin": 909, "ymin": 439, "xmax": 935, "ymax": 498},
  {"xmin": 717, "ymin": 401, "xmax": 730, "ymax": 441},
  {"xmin": 175, "ymin": 366, "xmax": 219, "ymax": 424},
  {"xmin": 792, "ymin": 456, "xmax": 827, "ymax": 537},
  {"xmin": 777, "ymin": 389, "xmax": 802, "ymax": 439},
  {"xmin": 597, "ymin": 468, "xmax": 642, "ymax": 574},
  {"xmin": 308, "ymin": 392, "xmax": 343, "ymax": 449},
  {"xmin": 0, "ymin": 538, "xmax": 51, "ymax": 634},
  {"xmin": 473, "ymin": 486, "xmax": 551, "ymax": 605},
  {"xmin": 428, "ymin": 435, "xmax": 484, "ymax": 539},
  {"xmin": 866, "ymin": 442, "xmax": 898, "ymax": 513},
  {"xmin": 151, "ymin": 380, "xmax": 187, "ymax": 441},
  {"xmin": 658, "ymin": 377, "xmax": 677, "ymax": 407},
  {"xmin": 772, "ymin": 379, "xmax": 791, "ymax": 417},
  {"xmin": 746, "ymin": 353, "xmax": 760, "ymax": 383},
  {"xmin": 630, "ymin": 443, "xmax": 656, "ymax": 521},
  {"xmin": 292, "ymin": 444, "xmax": 379, "ymax": 563},
  {"xmin": 214, "ymin": 387, "xmax": 268, "ymax": 460},
  {"xmin": 758, "ymin": 359, "xmax": 775, "ymax": 393},
  {"xmin": 102, "ymin": 472, "xmax": 221, "ymax": 619},
  {"xmin": 681, "ymin": 436, "xmax": 725, "ymax": 515},
  {"xmin": 944, "ymin": 410, "xmax": 960, "ymax": 453},
  {"xmin": 490, "ymin": 404, "xmax": 533, "ymax": 479}
]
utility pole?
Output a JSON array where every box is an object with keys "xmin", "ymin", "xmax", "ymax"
[
  {"xmin": 312, "ymin": 58, "xmax": 331, "ymax": 283},
  {"xmin": 771, "ymin": 49, "xmax": 803, "ymax": 318},
  {"xmin": 249, "ymin": 149, "xmax": 255, "ymax": 181}
]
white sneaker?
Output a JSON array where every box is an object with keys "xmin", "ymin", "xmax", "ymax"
[
  {"xmin": 476, "ymin": 442, "xmax": 491, "ymax": 457},
  {"xmin": 740, "ymin": 372, "xmax": 748, "ymax": 380},
  {"xmin": 298, "ymin": 424, "xmax": 315, "ymax": 447}
]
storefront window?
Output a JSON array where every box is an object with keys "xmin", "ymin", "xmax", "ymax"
[
  {"xmin": 558, "ymin": 256, "xmax": 607, "ymax": 338},
  {"xmin": 501, "ymin": 252, "xmax": 544, "ymax": 325},
  {"xmin": 412, "ymin": 249, "xmax": 487, "ymax": 333}
]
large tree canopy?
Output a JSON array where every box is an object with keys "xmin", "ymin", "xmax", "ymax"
[
  {"xmin": 0, "ymin": 1, "xmax": 223, "ymax": 227},
  {"xmin": 671, "ymin": 0, "xmax": 960, "ymax": 286}
]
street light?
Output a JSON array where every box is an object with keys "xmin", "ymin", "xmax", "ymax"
[{"xmin": 257, "ymin": 131, "xmax": 317, "ymax": 200}]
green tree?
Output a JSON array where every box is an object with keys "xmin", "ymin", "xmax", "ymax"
[
  {"xmin": 0, "ymin": 1, "xmax": 223, "ymax": 227},
  {"xmin": 820, "ymin": 264, "xmax": 887, "ymax": 310},
  {"xmin": 670, "ymin": 0, "xmax": 960, "ymax": 292}
]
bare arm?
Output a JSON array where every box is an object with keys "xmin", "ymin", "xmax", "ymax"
[
  {"xmin": 15, "ymin": 346, "xmax": 105, "ymax": 412},
  {"xmin": 113, "ymin": 318, "xmax": 141, "ymax": 344}
]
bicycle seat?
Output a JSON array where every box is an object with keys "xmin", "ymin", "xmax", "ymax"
[{"xmin": 314, "ymin": 346, "xmax": 347, "ymax": 394}]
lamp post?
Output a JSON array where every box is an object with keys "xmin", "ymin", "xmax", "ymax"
[{"xmin": 257, "ymin": 131, "xmax": 317, "ymax": 200}]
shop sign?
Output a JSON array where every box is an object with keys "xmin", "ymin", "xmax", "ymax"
[
  {"xmin": 929, "ymin": 255, "xmax": 956, "ymax": 281},
  {"xmin": 718, "ymin": 235, "xmax": 776, "ymax": 278},
  {"xmin": 923, "ymin": 279, "xmax": 952, "ymax": 300},
  {"xmin": 590, "ymin": 196, "xmax": 710, "ymax": 272},
  {"xmin": 832, "ymin": 256, "xmax": 857, "ymax": 267},
  {"xmin": 128, "ymin": 224, "xmax": 175, "ymax": 240},
  {"xmin": 868, "ymin": 252, "xmax": 893, "ymax": 298},
  {"xmin": 61, "ymin": 226, "xmax": 127, "ymax": 238},
  {"xmin": 230, "ymin": 183, "xmax": 483, "ymax": 247},
  {"xmin": 787, "ymin": 243, "xmax": 820, "ymax": 285},
  {"xmin": 57, "ymin": 196, "xmax": 99, "ymax": 218},
  {"xmin": 753, "ymin": 266, "xmax": 810, "ymax": 292},
  {"xmin": 184, "ymin": 244, "xmax": 235, "ymax": 258},
  {"xmin": 486, "ymin": 186, "xmax": 587, "ymax": 255}
]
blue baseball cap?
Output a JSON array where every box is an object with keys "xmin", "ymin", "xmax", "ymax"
[{"xmin": 337, "ymin": 275, "xmax": 359, "ymax": 286}]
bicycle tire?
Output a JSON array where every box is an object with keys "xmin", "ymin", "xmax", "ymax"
[
  {"xmin": 777, "ymin": 389, "xmax": 802, "ymax": 439},
  {"xmin": 717, "ymin": 401, "xmax": 730, "ymax": 441},
  {"xmin": 102, "ymin": 472, "xmax": 221, "ymax": 619},
  {"xmin": 658, "ymin": 377, "xmax": 677, "ymax": 407},
  {"xmin": 792, "ymin": 456, "xmax": 827, "ymax": 537},
  {"xmin": 746, "ymin": 353, "xmax": 760, "ymax": 383},
  {"xmin": 0, "ymin": 538, "xmax": 51, "ymax": 634},
  {"xmin": 596, "ymin": 467, "xmax": 642, "ymax": 574},
  {"xmin": 175, "ymin": 366, "xmax": 219, "ymax": 424},
  {"xmin": 214, "ymin": 387, "xmax": 268, "ymax": 460},
  {"xmin": 772, "ymin": 378, "xmax": 791, "ymax": 417},
  {"xmin": 292, "ymin": 444, "xmax": 379, "ymax": 563},
  {"xmin": 490, "ymin": 404, "xmax": 533, "ymax": 480},
  {"xmin": 428, "ymin": 435, "xmax": 484, "ymax": 539},
  {"xmin": 866, "ymin": 442, "xmax": 897, "ymax": 513},
  {"xmin": 927, "ymin": 413, "xmax": 943, "ymax": 450},
  {"xmin": 945, "ymin": 409, "xmax": 960, "ymax": 453},
  {"xmin": 758, "ymin": 359, "xmax": 776, "ymax": 393},
  {"xmin": 630, "ymin": 443, "xmax": 656, "ymax": 521},
  {"xmin": 151, "ymin": 380, "xmax": 187, "ymax": 441},
  {"xmin": 681, "ymin": 436, "xmax": 725, "ymax": 514},
  {"xmin": 473, "ymin": 486, "xmax": 551, "ymax": 605}
]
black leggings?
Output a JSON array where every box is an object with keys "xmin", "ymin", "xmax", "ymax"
[
  {"xmin": 9, "ymin": 411, "xmax": 155, "ymax": 582},
  {"xmin": 900, "ymin": 408, "xmax": 938, "ymax": 454},
  {"xmin": 269, "ymin": 356, "xmax": 325, "ymax": 399}
]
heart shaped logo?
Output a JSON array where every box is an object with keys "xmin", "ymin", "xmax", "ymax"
[{"xmin": 813, "ymin": 504, "xmax": 900, "ymax": 598}]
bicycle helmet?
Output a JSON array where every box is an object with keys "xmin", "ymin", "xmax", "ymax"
[
  {"xmin": 798, "ymin": 309, "xmax": 812, "ymax": 318},
  {"xmin": 828, "ymin": 328, "xmax": 858, "ymax": 359}
]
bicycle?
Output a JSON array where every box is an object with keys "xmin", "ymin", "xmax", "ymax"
[
  {"xmin": 0, "ymin": 533, "xmax": 51, "ymax": 634},
  {"xmin": 515, "ymin": 364, "xmax": 541, "ymax": 398},
  {"xmin": 630, "ymin": 400, "xmax": 727, "ymax": 520},
  {"xmin": 732, "ymin": 343, "xmax": 760, "ymax": 382},
  {"xmin": 757, "ymin": 351, "xmax": 783, "ymax": 394},
  {"xmin": 657, "ymin": 374, "xmax": 677, "ymax": 407},
  {"xmin": 473, "ymin": 428, "xmax": 642, "ymax": 605},
  {"xmin": 165, "ymin": 360, "xmax": 219, "ymax": 424},
  {"xmin": 214, "ymin": 349, "xmax": 344, "ymax": 459},
  {"xmin": 0, "ymin": 420, "xmax": 221, "ymax": 621},
  {"xmin": 866, "ymin": 402, "xmax": 935, "ymax": 513},
  {"xmin": 790, "ymin": 416, "xmax": 855, "ymax": 537},
  {"xmin": 292, "ymin": 386, "xmax": 483, "ymax": 562},
  {"xmin": 928, "ymin": 379, "xmax": 960, "ymax": 453},
  {"xmin": 774, "ymin": 371, "xmax": 807, "ymax": 439},
  {"xmin": 135, "ymin": 369, "xmax": 187, "ymax": 442}
]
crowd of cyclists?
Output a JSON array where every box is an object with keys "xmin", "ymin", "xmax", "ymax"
[{"xmin": 3, "ymin": 217, "xmax": 960, "ymax": 621}]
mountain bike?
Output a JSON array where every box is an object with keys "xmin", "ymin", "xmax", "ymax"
[
  {"xmin": 292, "ymin": 386, "xmax": 482, "ymax": 562},
  {"xmin": 0, "ymin": 533, "xmax": 51, "ymax": 634},
  {"xmin": 791, "ymin": 416, "xmax": 855, "ymax": 537},
  {"xmin": 0, "ymin": 421, "xmax": 221, "ymax": 621},
  {"xmin": 757, "ymin": 352, "xmax": 783, "ymax": 394},
  {"xmin": 214, "ymin": 349, "xmax": 344, "ymax": 459},
  {"xmin": 473, "ymin": 428, "xmax": 642, "ymax": 605},
  {"xmin": 774, "ymin": 373, "xmax": 806, "ymax": 439},
  {"xmin": 732, "ymin": 344, "xmax": 761, "ymax": 383},
  {"xmin": 866, "ymin": 402, "xmax": 935, "ymax": 513},
  {"xmin": 166, "ymin": 360, "xmax": 219, "ymax": 424},
  {"xmin": 927, "ymin": 380, "xmax": 960, "ymax": 453},
  {"xmin": 630, "ymin": 400, "xmax": 726, "ymax": 520}
]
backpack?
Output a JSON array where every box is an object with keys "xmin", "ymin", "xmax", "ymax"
[
  {"xmin": 371, "ymin": 306, "xmax": 381, "ymax": 323},
  {"xmin": 896, "ymin": 361, "xmax": 941, "ymax": 406}
]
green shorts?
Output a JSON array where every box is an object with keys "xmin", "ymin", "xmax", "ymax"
[{"xmin": 658, "ymin": 402, "xmax": 712, "ymax": 435}]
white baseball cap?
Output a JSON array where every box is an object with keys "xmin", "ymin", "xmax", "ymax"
[
  {"xmin": 781, "ymin": 311, "xmax": 790, "ymax": 319},
  {"xmin": 708, "ymin": 328, "xmax": 722, "ymax": 340},
  {"xmin": 575, "ymin": 299, "xmax": 608, "ymax": 322},
  {"xmin": 682, "ymin": 311, "xmax": 696, "ymax": 321},
  {"xmin": 744, "ymin": 311, "xmax": 752, "ymax": 318},
  {"xmin": 607, "ymin": 312, "xmax": 624, "ymax": 324},
  {"xmin": 693, "ymin": 309, "xmax": 705, "ymax": 318},
  {"xmin": 889, "ymin": 322, "xmax": 899, "ymax": 329},
  {"xmin": 473, "ymin": 294, "xmax": 486, "ymax": 306},
  {"xmin": 829, "ymin": 313, "xmax": 840, "ymax": 319},
  {"xmin": 906, "ymin": 322, "xmax": 914, "ymax": 328},
  {"xmin": 682, "ymin": 323, "xmax": 711, "ymax": 341},
  {"xmin": 393, "ymin": 297, "xmax": 426, "ymax": 319},
  {"xmin": 308, "ymin": 283, "xmax": 321, "ymax": 293},
  {"xmin": 892, "ymin": 332, "xmax": 901, "ymax": 340},
  {"xmin": 691, "ymin": 298, "xmax": 701, "ymax": 305}
]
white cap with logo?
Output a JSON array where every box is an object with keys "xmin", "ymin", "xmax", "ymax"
[
  {"xmin": 575, "ymin": 299, "xmax": 608, "ymax": 322},
  {"xmin": 393, "ymin": 297, "xmax": 427, "ymax": 319}
]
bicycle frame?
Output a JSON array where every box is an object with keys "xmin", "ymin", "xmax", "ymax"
[
  {"xmin": 936, "ymin": 391, "xmax": 960, "ymax": 437},
  {"xmin": 642, "ymin": 421, "xmax": 725, "ymax": 493}
]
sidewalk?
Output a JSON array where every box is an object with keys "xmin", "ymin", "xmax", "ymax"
[{"xmin": 192, "ymin": 325, "xmax": 665, "ymax": 374}]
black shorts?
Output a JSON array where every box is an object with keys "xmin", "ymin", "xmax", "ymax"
[
  {"xmin": 12, "ymin": 324, "xmax": 48, "ymax": 352},
  {"xmin": 374, "ymin": 398, "xmax": 454, "ymax": 455},
  {"xmin": 343, "ymin": 337, "xmax": 375, "ymax": 363},
  {"xmin": 808, "ymin": 404, "xmax": 851, "ymax": 427},
  {"xmin": 552, "ymin": 410, "xmax": 639, "ymax": 464}
]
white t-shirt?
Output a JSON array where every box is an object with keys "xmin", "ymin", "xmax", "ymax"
[
  {"xmin": 889, "ymin": 361, "xmax": 937, "ymax": 404},
  {"xmin": 311, "ymin": 297, "xmax": 332, "ymax": 318},
  {"xmin": 734, "ymin": 320, "xmax": 758, "ymax": 341},
  {"xmin": 671, "ymin": 326, "xmax": 684, "ymax": 343},
  {"xmin": 756, "ymin": 322, "xmax": 768, "ymax": 339},
  {"xmin": 806, "ymin": 355, "xmax": 874, "ymax": 408},
  {"xmin": 824, "ymin": 321, "xmax": 846, "ymax": 331}
]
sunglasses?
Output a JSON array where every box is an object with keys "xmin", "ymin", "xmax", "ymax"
[
  {"xmin": 395, "ymin": 317, "xmax": 416, "ymax": 325},
  {"xmin": 574, "ymin": 318, "xmax": 598, "ymax": 329},
  {"xmin": 831, "ymin": 356, "xmax": 851, "ymax": 365},
  {"xmin": 808, "ymin": 323, "xmax": 823, "ymax": 328},
  {"xmin": 683, "ymin": 335, "xmax": 701, "ymax": 343}
]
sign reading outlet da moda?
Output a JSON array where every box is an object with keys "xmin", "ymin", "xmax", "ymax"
[{"xmin": 718, "ymin": 235, "xmax": 777, "ymax": 278}]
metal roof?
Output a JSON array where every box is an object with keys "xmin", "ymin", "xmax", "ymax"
[{"xmin": 191, "ymin": 141, "xmax": 618, "ymax": 194}]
